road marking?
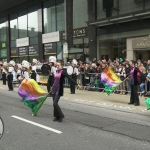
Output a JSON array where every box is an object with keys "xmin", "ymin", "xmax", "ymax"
[{"xmin": 11, "ymin": 116, "xmax": 62, "ymax": 134}]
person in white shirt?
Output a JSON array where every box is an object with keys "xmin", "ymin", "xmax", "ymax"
[
  {"xmin": 7, "ymin": 60, "xmax": 16, "ymax": 91},
  {"xmin": 47, "ymin": 56, "xmax": 56, "ymax": 95},
  {"xmin": 21, "ymin": 61, "xmax": 30, "ymax": 80},
  {"xmin": 70, "ymin": 59, "xmax": 78, "ymax": 94},
  {"xmin": 31, "ymin": 59, "xmax": 40, "ymax": 83},
  {"xmin": 17, "ymin": 64, "xmax": 22, "ymax": 83}
]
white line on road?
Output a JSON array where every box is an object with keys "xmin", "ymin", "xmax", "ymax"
[{"xmin": 11, "ymin": 116, "xmax": 62, "ymax": 134}]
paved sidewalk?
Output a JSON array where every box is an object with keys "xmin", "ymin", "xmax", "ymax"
[{"xmin": 0, "ymin": 80, "xmax": 148, "ymax": 113}]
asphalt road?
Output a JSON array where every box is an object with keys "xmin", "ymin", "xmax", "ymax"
[{"xmin": 0, "ymin": 86, "xmax": 150, "ymax": 150}]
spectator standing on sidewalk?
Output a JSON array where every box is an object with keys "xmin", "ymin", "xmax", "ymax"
[
  {"xmin": 139, "ymin": 67, "xmax": 147, "ymax": 96},
  {"xmin": 128, "ymin": 60, "xmax": 140, "ymax": 106},
  {"xmin": 125, "ymin": 63, "xmax": 131, "ymax": 94}
]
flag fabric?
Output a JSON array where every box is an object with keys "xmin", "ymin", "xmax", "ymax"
[
  {"xmin": 18, "ymin": 79, "xmax": 48, "ymax": 116},
  {"xmin": 145, "ymin": 98, "xmax": 150, "ymax": 110},
  {"xmin": 101, "ymin": 67, "xmax": 122, "ymax": 95}
]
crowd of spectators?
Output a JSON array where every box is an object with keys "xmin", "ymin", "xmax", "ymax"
[{"xmin": 69, "ymin": 58, "xmax": 150, "ymax": 96}]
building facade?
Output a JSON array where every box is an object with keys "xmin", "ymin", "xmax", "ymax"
[
  {"xmin": 1, "ymin": 0, "xmax": 150, "ymax": 63},
  {"xmin": 88, "ymin": 0, "xmax": 150, "ymax": 61},
  {"xmin": 0, "ymin": 0, "xmax": 89, "ymax": 63}
]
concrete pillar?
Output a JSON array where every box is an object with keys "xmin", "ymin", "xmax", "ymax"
[{"xmin": 126, "ymin": 38, "xmax": 136, "ymax": 60}]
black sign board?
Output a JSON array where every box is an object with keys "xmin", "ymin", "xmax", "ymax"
[
  {"xmin": 60, "ymin": 27, "xmax": 88, "ymax": 40},
  {"xmin": 11, "ymin": 47, "xmax": 18, "ymax": 57},
  {"xmin": 29, "ymin": 45, "xmax": 38, "ymax": 55},
  {"xmin": 44, "ymin": 43, "xmax": 57, "ymax": 55},
  {"xmin": 19, "ymin": 47, "xmax": 28, "ymax": 56}
]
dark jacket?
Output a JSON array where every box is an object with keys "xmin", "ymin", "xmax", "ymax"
[
  {"xmin": 140, "ymin": 73, "xmax": 147, "ymax": 84},
  {"xmin": 130, "ymin": 67, "xmax": 140, "ymax": 86},
  {"xmin": 58, "ymin": 69, "xmax": 77, "ymax": 96}
]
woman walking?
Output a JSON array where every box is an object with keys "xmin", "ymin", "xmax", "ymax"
[{"xmin": 51, "ymin": 60, "xmax": 78, "ymax": 122}]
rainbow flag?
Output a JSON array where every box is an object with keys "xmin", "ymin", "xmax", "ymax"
[
  {"xmin": 18, "ymin": 79, "xmax": 48, "ymax": 116},
  {"xmin": 101, "ymin": 67, "xmax": 122, "ymax": 95}
]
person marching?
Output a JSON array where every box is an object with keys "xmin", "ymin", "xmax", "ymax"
[
  {"xmin": 7, "ymin": 60, "xmax": 17, "ymax": 91},
  {"xmin": 31, "ymin": 59, "xmax": 39, "ymax": 83},
  {"xmin": 2, "ymin": 62, "xmax": 8, "ymax": 85},
  {"xmin": 51, "ymin": 60, "xmax": 79, "ymax": 122},
  {"xmin": 47, "ymin": 56, "xmax": 57, "ymax": 94},
  {"xmin": 21, "ymin": 61, "xmax": 30, "ymax": 80},
  {"xmin": 70, "ymin": 59, "xmax": 78, "ymax": 94},
  {"xmin": 16, "ymin": 64, "xmax": 22, "ymax": 83}
]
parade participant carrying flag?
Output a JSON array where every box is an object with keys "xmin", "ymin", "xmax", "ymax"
[
  {"xmin": 18, "ymin": 78, "xmax": 48, "ymax": 116},
  {"xmin": 101, "ymin": 67, "xmax": 122, "ymax": 95}
]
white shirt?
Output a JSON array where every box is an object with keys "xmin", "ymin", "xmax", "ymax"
[
  {"xmin": 2, "ymin": 68, "xmax": 7, "ymax": 73},
  {"xmin": 51, "ymin": 66, "xmax": 56, "ymax": 75},
  {"xmin": 12, "ymin": 70, "xmax": 17, "ymax": 81},
  {"xmin": 73, "ymin": 68, "xmax": 79, "ymax": 75},
  {"xmin": 23, "ymin": 71, "xmax": 30, "ymax": 80}
]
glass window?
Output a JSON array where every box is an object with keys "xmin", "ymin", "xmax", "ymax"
[
  {"xmin": 56, "ymin": 3, "xmax": 64, "ymax": 31},
  {"xmin": 11, "ymin": 41, "xmax": 16, "ymax": 47},
  {"xmin": 10, "ymin": 19, "xmax": 18, "ymax": 40},
  {"xmin": 18, "ymin": 14, "xmax": 27, "ymax": 38},
  {"xmin": 44, "ymin": 6, "xmax": 56, "ymax": 33},
  {"xmin": 57, "ymin": 42, "xmax": 62, "ymax": 59},
  {"xmin": 28, "ymin": 10, "xmax": 38, "ymax": 37},
  {"xmin": 30, "ymin": 37, "xmax": 38, "ymax": 45},
  {"xmin": 0, "ymin": 22, "xmax": 6, "ymax": 42}
]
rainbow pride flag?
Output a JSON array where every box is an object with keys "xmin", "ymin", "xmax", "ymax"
[
  {"xmin": 101, "ymin": 67, "xmax": 122, "ymax": 95},
  {"xmin": 18, "ymin": 79, "xmax": 48, "ymax": 116}
]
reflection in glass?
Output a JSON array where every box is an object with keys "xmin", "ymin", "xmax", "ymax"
[
  {"xmin": 0, "ymin": 22, "xmax": 6, "ymax": 42},
  {"xmin": 10, "ymin": 19, "xmax": 18, "ymax": 40},
  {"xmin": 28, "ymin": 11, "xmax": 38, "ymax": 37},
  {"xmin": 56, "ymin": 3, "xmax": 64, "ymax": 31},
  {"xmin": 44, "ymin": 6, "xmax": 56, "ymax": 33},
  {"xmin": 18, "ymin": 15, "xmax": 27, "ymax": 38}
]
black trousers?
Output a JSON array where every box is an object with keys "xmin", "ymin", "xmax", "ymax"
[
  {"xmin": 130, "ymin": 85, "xmax": 140, "ymax": 105},
  {"xmin": 53, "ymin": 95, "xmax": 64, "ymax": 119},
  {"xmin": 2, "ymin": 73, "xmax": 6, "ymax": 85},
  {"xmin": 70, "ymin": 75, "xmax": 77, "ymax": 94},
  {"xmin": 7, "ymin": 74, "xmax": 13, "ymax": 90},
  {"xmin": 47, "ymin": 76, "xmax": 54, "ymax": 92},
  {"xmin": 31, "ymin": 72, "xmax": 36, "ymax": 81}
]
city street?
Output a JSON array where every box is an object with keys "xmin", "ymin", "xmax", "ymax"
[{"xmin": 0, "ymin": 83, "xmax": 150, "ymax": 150}]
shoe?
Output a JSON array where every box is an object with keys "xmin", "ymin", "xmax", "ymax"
[
  {"xmin": 53, "ymin": 118, "xmax": 58, "ymax": 121},
  {"xmin": 58, "ymin": 117, "xmax": 63, "ymax": 122},
  {"xmin": 134, "ymin": 103, "xmax": 140, "ymax": 106},
  {"xmin": 128, "ymin": 103, "xmax": 134, "ymax": 105}
]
